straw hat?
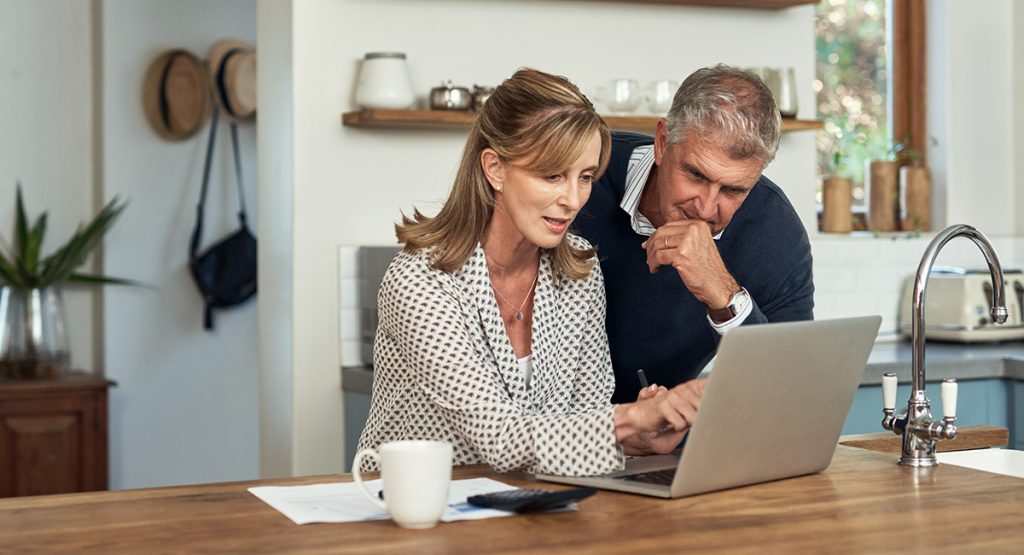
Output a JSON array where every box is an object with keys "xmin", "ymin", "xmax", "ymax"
[
  {"xmin": 142, "ymin": 49, "xmax": 212, "ymax": 141},
  {"xmin": 208, "ymin": 39, "xmax": 257, "ymax": 121}
]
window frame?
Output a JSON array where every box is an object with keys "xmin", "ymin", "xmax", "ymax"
[{"xmin": 890, "ymin": 0, "xmax": 927, "ymax": 164}]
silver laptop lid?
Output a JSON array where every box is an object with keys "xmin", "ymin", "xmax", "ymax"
[{"xmin": 670, "ymin": 315, "xmax": 882, "ymax": 497}]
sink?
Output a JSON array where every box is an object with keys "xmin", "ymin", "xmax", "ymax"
[{"xmin": 936, "ymin": 448, "xmax": 1024, "ymax": 479}]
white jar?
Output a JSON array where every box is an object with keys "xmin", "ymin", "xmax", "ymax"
[{"xmin": 355, "ymin": 52, "xmax": 415, "ymax": 110}]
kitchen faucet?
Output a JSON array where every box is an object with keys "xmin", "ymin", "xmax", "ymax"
[{"xmin": 881, "ymin": 224, "xmax": 1008, "ymax": 467}]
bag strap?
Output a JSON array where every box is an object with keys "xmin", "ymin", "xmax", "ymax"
[
  {"xmin": 190, "ymin": 105, "xmax": 219, "ymax": 258},
  {"xmin": 188, "ymin": 106, "xmax": 250, "ymax": 258},
  {"xmin": 228, "ymin": 120, "xmax": 249, "ymax": 227}
]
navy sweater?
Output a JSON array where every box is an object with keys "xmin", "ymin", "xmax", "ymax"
[{"xmin": 576, "ymin": 132, "xmax": 814, "ymax": 403}]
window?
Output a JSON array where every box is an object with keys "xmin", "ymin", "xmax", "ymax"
[
  {"xmin": 814, "ymin": 0, "xmax": 927, "ymax": 212},
  {"xmin": 814, "ymin": 0, "xmax": 888, "ymax": 204}
]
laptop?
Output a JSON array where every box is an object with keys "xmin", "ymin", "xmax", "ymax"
[{"xmin": 536, "ymin": 315, "xmax": 882, "ymax": 498}]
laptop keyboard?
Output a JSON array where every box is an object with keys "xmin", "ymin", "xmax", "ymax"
[{"xmin": 619, "ymin": 468, "xmax": 676, "ymax": 486}]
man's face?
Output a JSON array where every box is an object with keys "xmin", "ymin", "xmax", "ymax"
[{"xmin": 651, "ymin": 124, "xmax": 764, "ymax": 235}]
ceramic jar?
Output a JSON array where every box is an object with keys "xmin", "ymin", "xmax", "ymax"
[{"xmin": 355, "ymin": 52, "xmax": 415, "ymax": 110}]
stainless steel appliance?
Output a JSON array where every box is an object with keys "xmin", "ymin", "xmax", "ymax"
[{"xmin": 897, "ymin": 266, "xmax": 1024, "ymax": 342}]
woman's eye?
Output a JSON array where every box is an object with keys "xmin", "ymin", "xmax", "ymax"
[
  {"xmin": 580, "ymin": 174, "xmax": 594, "ymax": 184},
  {"xmin": 546, "ymin": 174, "xmax": 562, "ymax": 183}
]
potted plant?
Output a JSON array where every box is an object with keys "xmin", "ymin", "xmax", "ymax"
[{"xmin": 0, "ymin": 185, "xmax": 132, "ymax": 379}]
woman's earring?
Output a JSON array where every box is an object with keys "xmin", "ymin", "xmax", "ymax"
[{"xmin": 495, "ymin": 186, "xmax": 502, "ymax": 192}]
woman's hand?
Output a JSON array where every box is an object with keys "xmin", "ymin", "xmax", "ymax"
[{"xmin": 615, "ymin": 379, "xmax": 707, "ymax": 455}]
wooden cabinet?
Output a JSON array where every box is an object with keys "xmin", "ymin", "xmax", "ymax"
[{"xmin": 0, "ymin": 374, "xmax": 114, "ymax": 497}]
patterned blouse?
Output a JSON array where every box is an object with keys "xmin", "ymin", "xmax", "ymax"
[{"xmin": 356, "ymin": 235, "xmax": 626, "ymax": 476}]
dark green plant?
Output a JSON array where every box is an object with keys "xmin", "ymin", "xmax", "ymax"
[{"xmin": 0, "ymin": 184, "xmax": 135, "ymax": 289}]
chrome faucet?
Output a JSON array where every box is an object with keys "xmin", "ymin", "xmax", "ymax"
[{"xmin": 881, "ymin": 224, "xmax": 1008, "ymax": 467}]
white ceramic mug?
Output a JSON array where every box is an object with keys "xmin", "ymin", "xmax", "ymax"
[{"xmin": 352, "ymin": 440, "xmax": 453, "ymax": 529}]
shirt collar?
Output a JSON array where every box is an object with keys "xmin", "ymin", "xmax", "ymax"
[{"xmin": 619, "ymin": 144, "xmax": 724, "ymax": 240}]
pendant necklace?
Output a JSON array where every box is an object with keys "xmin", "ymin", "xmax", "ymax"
[{"xmin": 488, "ymin": 260, "xmax": 539, "ymax": 321}]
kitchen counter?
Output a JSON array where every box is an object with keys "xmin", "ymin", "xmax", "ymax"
[
  {"xmin": 341, "ymin": 340, "xmax": 1024, "ymax": 394},
  {"xmin": 2, "ymin": 445, "xmax": 1022, "ymax": 553}
]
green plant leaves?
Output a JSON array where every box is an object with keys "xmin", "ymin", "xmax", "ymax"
[
  {"xmin": 23, "ymin": 212, "xmax": 46, "ymax": 277},
  {"xmin": 1, "ymin": 184, "xmax": 132, "ymax": 289}
]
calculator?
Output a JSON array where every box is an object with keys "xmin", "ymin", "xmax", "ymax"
[{"xmin": 466, "ymin": 487, "xmax": 597, "ymax": 513}]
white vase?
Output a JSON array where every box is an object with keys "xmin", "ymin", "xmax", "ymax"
[{"xmin": 0, "ymin": 286, "xmax": 70, "ymax": 379}]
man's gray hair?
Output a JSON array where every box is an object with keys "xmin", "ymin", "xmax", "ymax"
[{"xmin": 664, "ymin": 64, "xmax": 782, "ymax": 166}]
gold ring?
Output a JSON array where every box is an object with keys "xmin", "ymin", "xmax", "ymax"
[{"xmin": 662, "ymin": 238, "xmax": 668, "ymax": 250}]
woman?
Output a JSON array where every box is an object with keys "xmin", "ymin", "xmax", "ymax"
[{"xmin": 357, "ymin": 68, "xmax": 704, "ymax": 477}]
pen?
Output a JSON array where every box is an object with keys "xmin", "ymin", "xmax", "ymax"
[{"xmin": 637, "ymin": 369, "xmax": 649, "ymax": 389}]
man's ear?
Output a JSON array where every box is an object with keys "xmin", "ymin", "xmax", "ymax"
[
  {"xmin": 653, "ymin": 118, "xmax": 669, "ymax": 167},
  {"xmin": 480, "ymin": 148, "xmax": 505, "ymax": 191}
]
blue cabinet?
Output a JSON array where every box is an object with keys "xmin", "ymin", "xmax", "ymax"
[{"xmin": 845, "ymin": 379, "xmax": 1019, "ymax": 449}]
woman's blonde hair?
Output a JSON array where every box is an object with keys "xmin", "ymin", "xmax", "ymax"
[{"xmin": 396, "ymin": 68, "xmax": 611, "ymax": 280}]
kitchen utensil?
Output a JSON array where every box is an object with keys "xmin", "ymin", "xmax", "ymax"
[
  {"xmin": 471, "ymin": 85, "xmax": 494, "ymax": 111},
  {"xmin": 355, "ymin": 52, "xmax": 415, "ymax": 110},
  {"xmin": 429, "ymin": 80, "xmax": 472, "ymax": 110},
  {"xmin": 645, "ymin": 79, "xmax": 678, "ymax": 114},
  {"xmin": 777, "ymin": 67, "xmax": 798, "ymax": 118},
  {"xmin": 595, "ymin": 79, "xmax": 642, "ymax": 114}
]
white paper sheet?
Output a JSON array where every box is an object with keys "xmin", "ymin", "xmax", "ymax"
[{"xmin": 248, "ymin": 477, "xmax": 521, "ymax": 525}]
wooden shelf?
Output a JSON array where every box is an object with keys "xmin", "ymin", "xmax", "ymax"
[
  {"xmin": 342, "ymin": 109, "xmax": 823, "ymax": 134},
  {"xmin": 597, "ymin": 0, "xmax": 816, "ymax": 8}
]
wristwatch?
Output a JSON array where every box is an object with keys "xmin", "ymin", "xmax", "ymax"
[{"xmin": 708, "ymin": 287, "xmax": 751, "ymax": 324}]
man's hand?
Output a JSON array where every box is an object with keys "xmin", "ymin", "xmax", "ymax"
[{"xmin": 641, "ymin": 220, "xmax": 739, "ymax": 310}]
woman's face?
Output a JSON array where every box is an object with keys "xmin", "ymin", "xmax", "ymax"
[{"xmin": 484, "ymin": 130, "xmax": 603, "ymax": 250}]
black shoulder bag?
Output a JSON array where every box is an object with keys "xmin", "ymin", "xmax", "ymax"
[{"xmin": 189, "ymin": 106, "xmax": 258, "ymax": 330}]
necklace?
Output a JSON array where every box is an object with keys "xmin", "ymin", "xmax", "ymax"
[{"xmin": 487, "ymin": 258, "xmax": 539, "ymax": 321}]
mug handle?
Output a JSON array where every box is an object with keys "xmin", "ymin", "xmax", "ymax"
[{"xmin": 352, "ymin": 448, "xmax": 387, "ymax": 511}]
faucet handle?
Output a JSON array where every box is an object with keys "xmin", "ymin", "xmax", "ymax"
[
  {"xmin": 882, "ymin": 372, "xmax": 897, "ymax": 411},
  {"xmin": 941, "ymin": 378, "xmax": 958, "ymax": 419}
]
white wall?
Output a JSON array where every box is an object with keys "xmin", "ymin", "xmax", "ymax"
[
  {"xmin": 256, "ymin": 0, "xmax": 296, "ymax": 479},
  {"xmin": 1015, "ymin": 1, "xmax": 1024, "ymax": 236},
  {"xmin": 99, "ymin": 0, "xmax": 260, "ymax": 489},
  {"xmin": 934, "ymin": 0, "xmax": 1015, "ymax": 235},
  {"xmin": 0, "ymin": 0, "xmax": 97, "ymax": 372}
]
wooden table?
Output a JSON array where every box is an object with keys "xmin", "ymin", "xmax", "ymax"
[{"xmin": 1, "ymin": 445, "xmax": 1022, "ymax": 553}]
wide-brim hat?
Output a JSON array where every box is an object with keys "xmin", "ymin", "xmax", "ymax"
[
  {"xmin": 208, "ymin": 39, "xmax": 257, "ymax": 122},
  {"xmin": 142, "ymin": 49, "xmax": 212, "ymax": 141}
]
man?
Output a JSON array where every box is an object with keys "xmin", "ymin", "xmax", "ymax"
[{"xmin": 576, "ymin": 64, "xmax": 814, "ymax": 404}]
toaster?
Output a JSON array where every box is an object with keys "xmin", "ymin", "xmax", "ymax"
[{"xmin": 898, "ymin": 267, "xmax": 1024, "ymax": 342}]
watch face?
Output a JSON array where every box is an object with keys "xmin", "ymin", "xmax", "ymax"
[{"xmin": 730, "ymin": 289, "xmax": 750, "ymax": 314}]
